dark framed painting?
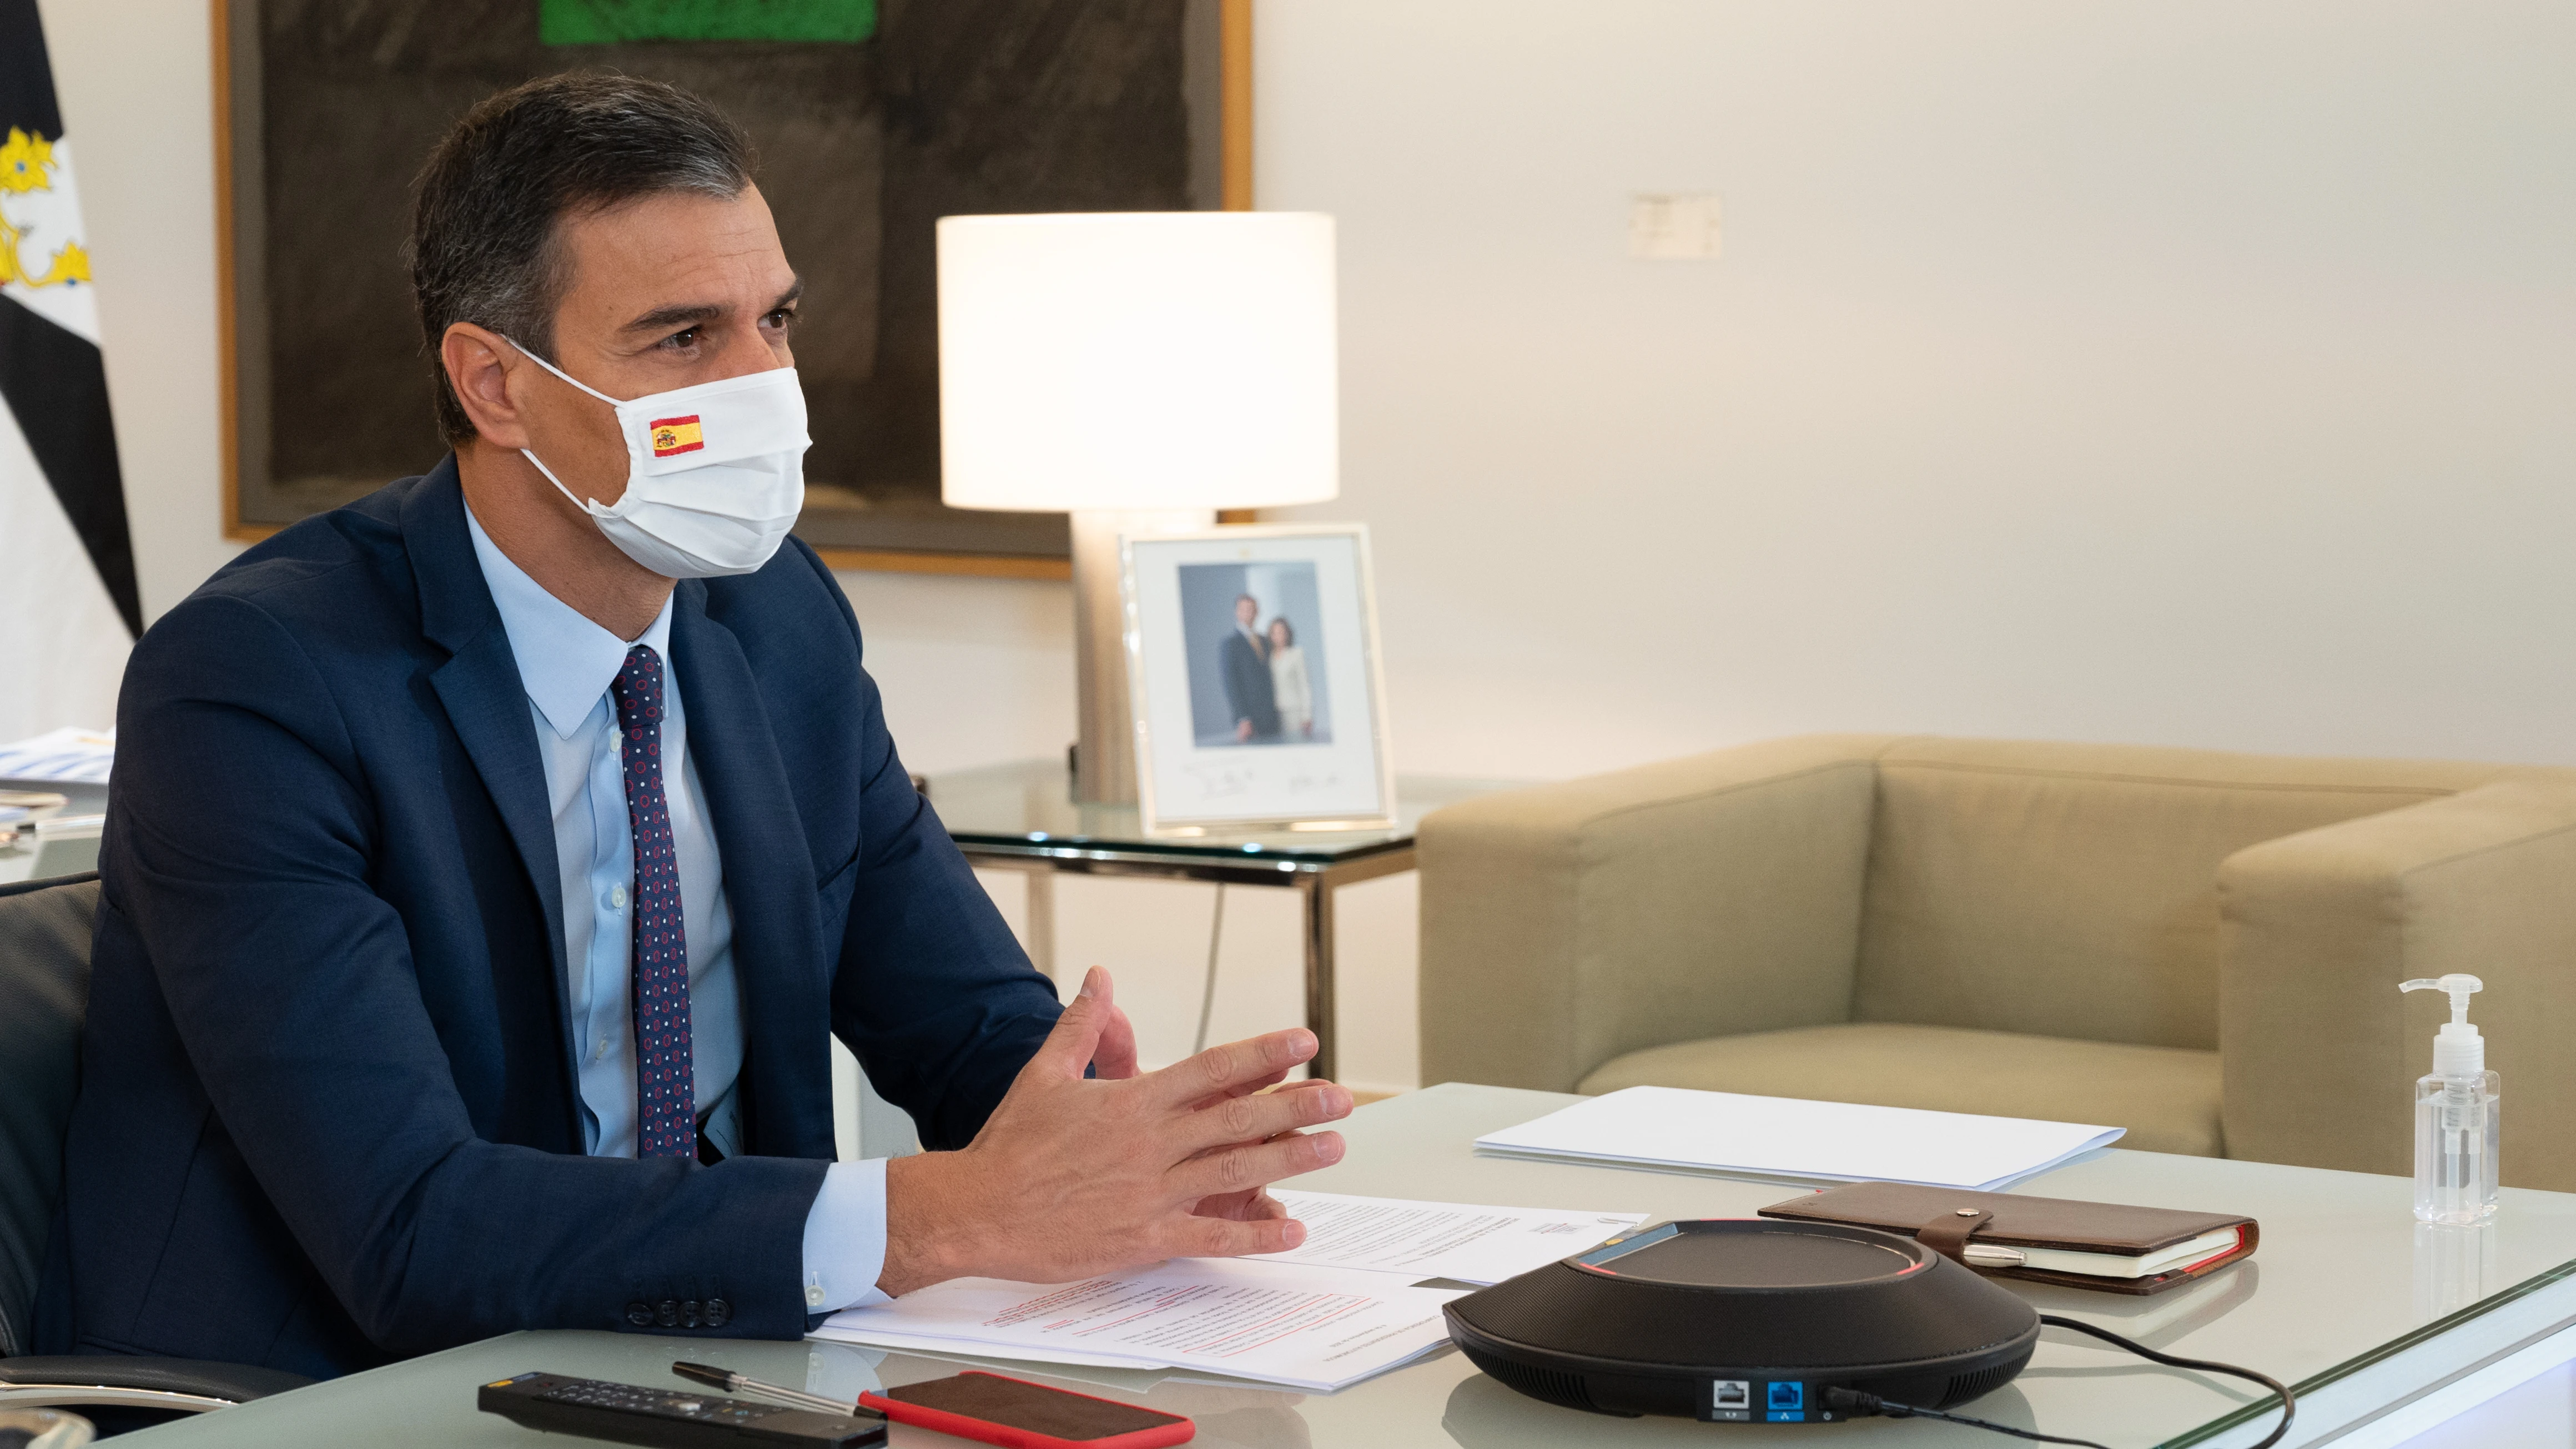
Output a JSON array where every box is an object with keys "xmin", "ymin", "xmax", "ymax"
[{"xmin": 216, "ymin": 0, "xmax": 1250, "ymax": 579}]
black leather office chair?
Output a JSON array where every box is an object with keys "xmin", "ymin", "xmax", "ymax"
[{"xmin": 0, "ymin": 873, "xmax": 313, "ymax": 1420}]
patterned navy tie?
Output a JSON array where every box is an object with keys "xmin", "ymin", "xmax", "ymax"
[{"xmin": 610, "ymin": 644, "xmax": 696, "ymax": 1160}]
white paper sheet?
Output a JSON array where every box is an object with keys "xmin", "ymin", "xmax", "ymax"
[
  {"xmin": 812, "ymin": 1328, "xmax": 1168, "ymax": 1371},
  {"xmin": 813, "ymin": 1259, "xmax": 1464, "ymax": 1392},
  {"xmin": 1250, "ymin": 1190, "xmax": 1644, "ymax": 1285},
  {"xmin": 0, "ymin": 727, "xmax": 113, "ymax": 784},
  {"xmin": 1473, "ymin": 1085, "xmax": 2124, "ymax": 1192}
]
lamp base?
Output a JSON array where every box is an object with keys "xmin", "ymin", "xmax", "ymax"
[{"xmin": 1069, "ymin": 509, "xmax": 1213, "ymax": 804}]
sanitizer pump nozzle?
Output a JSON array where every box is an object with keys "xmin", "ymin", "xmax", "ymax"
[{"xmin": 2401, "ymin": 974, "xmax": 2499, "ymax": 1224}]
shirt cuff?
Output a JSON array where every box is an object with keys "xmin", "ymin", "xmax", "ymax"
[{"xmin": 799, "ymin": 1158, "xmax": 892, "ymax": 1315}]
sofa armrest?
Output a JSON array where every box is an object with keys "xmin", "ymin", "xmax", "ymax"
[
  {"xmin": 1417, "ymin": 734, "xmax": 1898, "ymax": 1093},
  {"xmin": 2219, "ymin": 773, "xmax": 2576, "ymax": 1185}
]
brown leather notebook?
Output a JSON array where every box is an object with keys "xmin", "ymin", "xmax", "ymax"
[{"xmin": 1757, "ymin": 1181, "xmax": 2257, "ymax": 1296}]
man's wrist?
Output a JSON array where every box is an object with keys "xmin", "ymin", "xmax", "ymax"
[{"xmin": 878, "ymin": 1152, "xmax": 968, "ymax": 1297}]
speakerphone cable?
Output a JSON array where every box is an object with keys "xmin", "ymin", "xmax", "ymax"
[{"xmin": 1822, "ymin": 1315, "xmax": 2293, "ymax": 1449}]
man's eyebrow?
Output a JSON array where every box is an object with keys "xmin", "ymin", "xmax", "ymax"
[
  {"xmin": 621, "ymin": 301, "xmax": 725, "ymax": 336},
  {"xmin": 618, "ymin": 276, "xmax": 804, "ymax": 337}
]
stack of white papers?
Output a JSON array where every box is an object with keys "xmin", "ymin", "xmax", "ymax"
[
  {"xmin": 814, "ymin": 1259, "xmax": 1462, "ymax": 1391},
  {"xmin": 1473, "ymin": 1085, "xmax": 2124, "ymax": 1192},
  {"xmin": 813, "ymin": 1190, "xmax": 1644, "ymax": 1390},
  {"xmin": 0, "ymin": 728, "xmax": 113, "ymax": 784},
  {"xmin": 1251, "ymin": 1190, "xmax": 1645, "ymax": 1286}
]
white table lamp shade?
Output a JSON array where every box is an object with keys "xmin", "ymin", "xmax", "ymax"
[{"xmin": 938, "ymin": 212, "xmax": 1340, "ymax": 512}]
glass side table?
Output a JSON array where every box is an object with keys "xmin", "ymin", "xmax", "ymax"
[{"xmin": 922, "ymin": 759, "xmax": 1515, "ymax": 1081}]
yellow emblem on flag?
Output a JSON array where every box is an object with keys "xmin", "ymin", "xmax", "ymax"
[
  {"xmin": 0, "ymin": 127, "xmax": 86, "ymax": 291},
  {"xmin": 648, "ymin": 415, "xmax": 704, "ymax": 459},
  {"xmin": 0, "ymin": 128, "xmax": 54, "ymax": 194}
]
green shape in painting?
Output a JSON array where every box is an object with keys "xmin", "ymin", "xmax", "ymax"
[{"xmin": 541, "ymin": 0, "xmax": 877, "ymax": 44}]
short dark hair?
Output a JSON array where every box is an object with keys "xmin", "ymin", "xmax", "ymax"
[{"xmin": 408, "ymin": 73, "xmax": 756, "ymax": 444}]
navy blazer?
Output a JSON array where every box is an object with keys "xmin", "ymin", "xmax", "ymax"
[
  {"xmin": 33, "ymin": 460, "xmax": 1060, "ymax": 1378},
  {"xmin": 1220, "ymin": 630, "xmax": 1278, "ymax": 738}
]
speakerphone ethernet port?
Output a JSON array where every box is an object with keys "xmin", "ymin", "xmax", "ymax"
[
  {"xmin": 1767, "ymin": 1381, "xmax": 1804, "ymax": 1411},
  {"xmin": 1713, "ymin": 1381, "xmax": 1749, "ymax": 1410}
]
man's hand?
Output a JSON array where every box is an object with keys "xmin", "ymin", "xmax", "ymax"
[
  {"xmin": 877, "ymin": 968, "xmax": 1351, "ymax": 1296},
  {"xmin": 1083, "ymin": 967, "xmax": 1311, "ymax": 1227},
  {"xmin": 1235, "ymin": 718, "xmax": 1255, "ymax": 742},
  {"xmin": 1085, "ymin": 971, "xmax": 1141, "ymax": 1082}
]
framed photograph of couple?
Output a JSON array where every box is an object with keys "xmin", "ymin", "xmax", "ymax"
[{"xmin": 1121, "ymin": 525, "xmax": 1396, "ymax": 835}]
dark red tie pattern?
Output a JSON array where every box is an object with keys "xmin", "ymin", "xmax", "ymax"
[{"xmin": 610, "ymin": 644, "xmax": 696, "ymax": 1160}]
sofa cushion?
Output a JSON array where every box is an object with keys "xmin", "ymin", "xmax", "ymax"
[
  {"xmin": 1855, "ymin": 739, "xmax": 2496, "ymax": 1052},
  {"xmin": 1574, "ymin": 1020, "xmax": 2225, "ymax": 1157}
]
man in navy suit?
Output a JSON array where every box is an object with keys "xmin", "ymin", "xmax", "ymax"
[
  {"xmin": 1220, "ymin": 592, "xmax": 1280, "ymax": 742},
  {"xmin": 35, "ymin": 74, "xmax": 1350, "ymax": 1378}
]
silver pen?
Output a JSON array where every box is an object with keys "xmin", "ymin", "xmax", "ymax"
[{"xmin": 670, "ymin": 1361, "xmax": 883, "ymax": 1418}]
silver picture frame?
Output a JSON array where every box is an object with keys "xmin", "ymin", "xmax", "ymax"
[{"xmin": 1119, "ymin": 523, "xmax": 1398, "ymax": 836}]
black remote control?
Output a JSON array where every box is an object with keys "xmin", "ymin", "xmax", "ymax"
[{"xmin": 477, "ymin": 1371, "xmax": 887, "ymax": 1447}]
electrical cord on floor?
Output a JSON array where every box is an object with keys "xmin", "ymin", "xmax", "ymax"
[
  {"xmin": 1822, "ymin": 1315, "xmax": 2293, "ymax": 1449},
  {"xmin": 1191, "ymin": 883, "xmax": 1227, "ymax": 1054}
]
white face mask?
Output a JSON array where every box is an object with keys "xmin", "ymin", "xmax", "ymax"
[{"xmin": 507, "ymin": 341, "xmax": 812, "ymax": 579}]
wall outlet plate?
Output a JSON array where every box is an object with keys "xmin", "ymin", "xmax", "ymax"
[{"xmin": 1631, "ymin": 192, "xmax": 1722, "ymax": 259}]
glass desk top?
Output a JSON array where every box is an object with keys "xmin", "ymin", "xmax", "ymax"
[
  {"xmin": 0, "ymin": 777, "xmax": 104, "ymax": 886},
  {"xmin": 119, "ymin": 1084, "xmax": 2576, "ymax": 1449},
  {"xmin": 923, "ymin": 758, "xmax": 1517, "ymax": 868}
]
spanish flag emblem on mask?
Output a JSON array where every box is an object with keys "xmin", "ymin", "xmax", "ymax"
[{"xmin": 649, "ymin": 415, "xmax": 705, "ymax": 458}]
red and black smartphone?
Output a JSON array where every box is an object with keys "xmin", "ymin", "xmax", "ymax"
[{"xmin": 857, "ymin": 1372, "xmax": 1193, "ymax": 1449}]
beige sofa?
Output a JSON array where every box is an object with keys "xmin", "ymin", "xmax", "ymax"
[{"xmin": 1418, "ymin": 735, "xmax": 2576, "ymax": 1188}]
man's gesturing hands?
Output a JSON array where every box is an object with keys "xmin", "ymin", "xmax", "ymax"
[{"xmin": 876, "ymin": 967, "xmax": 1352, "ymax": 1296}]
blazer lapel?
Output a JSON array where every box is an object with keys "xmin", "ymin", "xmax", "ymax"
[
  {"xmin": 669, "ymin": 583, "xmax": 833, "ymax": 1158},
  {"xmin": 401, "ymin": 462, "xmax": 580, "ymax": 1106}
]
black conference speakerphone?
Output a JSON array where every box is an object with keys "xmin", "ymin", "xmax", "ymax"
[
  {"xmin": 477, "ymin": 1371, "xmax": 888, "ymax": 1447},
  {"xmin": 1443, "ymin": 1219, "xmax": 2041, "ymax": 1423}
]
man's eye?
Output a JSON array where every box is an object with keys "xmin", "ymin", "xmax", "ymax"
[
  {"xmin": 661, "ymin": 326, "xmax": 702, "ymax": 350},
  {"xmin": 763, "ymin": 309, "xmax": 797, "ymax": 331}
]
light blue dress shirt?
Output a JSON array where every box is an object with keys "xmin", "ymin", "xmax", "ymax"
[{"xmin": 466, "ymin": 509, "xmax": 889, "ymax": 1315}]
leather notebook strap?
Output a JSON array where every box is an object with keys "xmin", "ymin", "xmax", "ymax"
[{"xmin": 1915, "ymin": 1206, "xmax": 1994, "ymax": 1264}]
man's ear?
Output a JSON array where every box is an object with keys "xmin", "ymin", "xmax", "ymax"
[{"xmin": 441, "ymin": 323, "xmax": 533, "ymax": 450}]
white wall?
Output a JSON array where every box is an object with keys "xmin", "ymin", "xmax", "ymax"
[
  {"xmin": 1259, "ymin": 0, "xmax": 2576, "ymax": 778},
  {"xmin": 41, "ymin": 0, "xmax": 243, "ymax": 621}
]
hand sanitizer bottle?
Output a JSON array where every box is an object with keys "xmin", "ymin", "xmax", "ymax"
[{"xmin": 2402, "ymin": 974, "xmax": 2500, "ymax": 1224}]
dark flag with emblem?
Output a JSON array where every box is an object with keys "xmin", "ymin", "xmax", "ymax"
[{"xmin": 0, "ymin": 0, "xmax": 134, "ymax": 742}]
